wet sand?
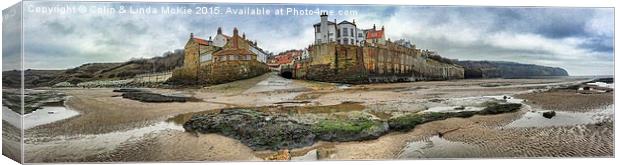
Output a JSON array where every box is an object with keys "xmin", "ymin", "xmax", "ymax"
[
  {"xmin": 516, "ymin": 89, "xmax": 613, "ymax": 112},
  {"xmin": 18, "ymin": 75, "xmax": 613, "ymax": 162}
]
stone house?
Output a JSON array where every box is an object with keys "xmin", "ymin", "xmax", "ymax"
[{"xmin": 169, "ymin": 27, "xmax": 269, "ymax": 85}]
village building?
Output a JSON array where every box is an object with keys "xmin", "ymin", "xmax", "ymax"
[
  {"xmin": 286, "ymin": 14, "xmax": 464, "ymax": 83},
  {"xmin": 170, "ymin": 27, "xmax": 269, "ymax": 85},
  {"xmin": 363, "ymin": 24, "xmax": 386, "ymax": 45},
  {"xmin": 267, "ymin": 50, "xmax": 303, "ymax": 71},
  {"xmin": 314, "ymin": 12, "xmax": 365, "ymax": 46}
]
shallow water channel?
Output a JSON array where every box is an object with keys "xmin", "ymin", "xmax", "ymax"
[{"xmin": 3, "ymin": 105, "xmax": 80, "ymax": 130}]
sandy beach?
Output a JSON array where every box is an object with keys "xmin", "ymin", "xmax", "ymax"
[{"xmin": 6, "ymin": 74, "xmax": 612, "ymax": 162}]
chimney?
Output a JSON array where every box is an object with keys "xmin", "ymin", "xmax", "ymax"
[
  {"xmin": 209, "ymin": 36, "xmax": 212, "ymax": 41},
  {"xmin": 217, "ymin": 27, "xmax": 222, "ymax": 34},
  {"xmin": 381, "ymin": 25, "xmax": 384, "ymax": 31},
  {"xmin": 320, "ymin": 12, "xmax": 328, "ymax": 18},
  {"xmin": 242, "ymin": 33, "xmax": 246, "ymax": 39},
  {"xmin": 190, "ymin": 33, "xmax": 194, "ymax": 38},
  {"xmin": 373, "ymin": 24, "xmax": 376, "ymax": 30},
  {"xmin": 352, "ymin": 19, "xmax": 356, "ymax": 25},
  {"xmin": 232, "ymin": 27, "xmax": 239, "ymax": 48}
]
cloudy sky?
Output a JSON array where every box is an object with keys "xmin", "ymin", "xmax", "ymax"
[{"xmin": 3, "ymin": 1, "xmax": 614, "ymax": 75}]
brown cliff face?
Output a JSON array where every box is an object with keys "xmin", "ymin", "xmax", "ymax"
[
  {"xmin": 2, "ymin": 50, "xmax": 184, "ymax": 88},
  {"xmin": 455, "ymin": 61, "xmax": 569, "ymax": 79}
]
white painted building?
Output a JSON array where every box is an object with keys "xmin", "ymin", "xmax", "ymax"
[
  {"xmin": 250, "ymin": 45, "xmax": 268, "ymax": 63},
  {"xmin": 313, "ymin": 13, "xmax": 365, "ymax": 46}
]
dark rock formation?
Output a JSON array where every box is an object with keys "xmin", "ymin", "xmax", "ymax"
[
  {"xmin": 185, "ymin": 103, "xmax": 522, "ymax": 150},
  {"xmin": 120, "ymin": 91, "xmax": 191, "ymax": 103},
  {"xmin": 183, "ymin": 109, "xmax": 316, "ymax": 150},
  {"xmin": 389, "ymin": 103, "xmax": 522, "ymax": 131},
  {"xmin": 542, "ymin": 111, "xmax": 556, "ymax": 119},
  {"xmin": 2, "ymin": 90, "xmax": 66, "ymax": 114},
  {"xmin": 112, "ymin": 88, "xmax": 145, "ymax": 93},
  {"xmin": 454, "ymin": 61, "xmax": 569, "ymax": 79}
]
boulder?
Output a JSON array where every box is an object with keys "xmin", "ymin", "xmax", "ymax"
[{"xmin": 542, "ymin": 111, "xmax": 556, "ymax": 119}]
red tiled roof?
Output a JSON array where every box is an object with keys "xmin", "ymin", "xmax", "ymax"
[
  {"xmin": 192, "ymin": 37, "xmax": 210, "ymax": 45},
  {"xmin": 366, "ymin": 30, "xmax": 384, "ymax": 39}
]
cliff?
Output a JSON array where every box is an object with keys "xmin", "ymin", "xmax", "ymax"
[
  {"xmin": 2, "ymin": 49, "xmax": 184, "ymax": 88},
  {"xmin": 454, "ymin": 61, "xmax": 569, "ymax": 79}
]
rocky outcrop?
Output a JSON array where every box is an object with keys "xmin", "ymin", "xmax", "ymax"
[
  {"xmin": 388, "ymin": 103, "xmax": 522, "ymax": 131},
  {"xmin": 183, "ymin": 109, "xmax": 316, "ymax": 150},
  {"xmin": 455, "ymin": 61, "xmax": 569, "ymax": 79},
  {"xmin": 114, "ymin": 89, "xmax": 195, "ymax": 103},
  {"xmin": 2, "ymin": 89, "xmax": 66, "ymax": 114},
  {"xmin": 183, "ymin": 103, "xmax": 522, "ymax": 150}
]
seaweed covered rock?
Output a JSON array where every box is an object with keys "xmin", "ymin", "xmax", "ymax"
[
  {"xmin": 479, "ymin": 103, "xmax": 522, "ymax": 114},
  {"xmin": 388, "ymin": 112, "xmax": 450, "ymax": 131},
  {"xmin": 183, "ymin": 109, "xmax": 316, "ymax": 150},
  {"xmin": 121, "ymin": 91, "xmax": 190, "ymax": 103},
  {"xmin": 389, "ymin": 103, "xmax": 522, "ymax": 131},
  {"xmin": 311, "ymin": 118, "xmax": 388, "ymax": 141}
]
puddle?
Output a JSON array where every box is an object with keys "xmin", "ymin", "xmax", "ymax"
[
  {"xmin": 481, "ymin": 95, "xmax": 524, "ymax": 104},
  {"xmin": 424, "ymin": 106, "xmax": 483, "ymax": 113},
  {"xmin": 24, "ymin": 122, "xmax": 183, "ymax": 157},
  {"xmin": 26, "ymin": 121, "xmax": 184, "ymax": 153},
  {"xmin": 420, "ymin": 95, "xmax": 522, "ymax": 113},
  {"xmin": 505, "ymin": 105, "xmax": 613, "ymax": 128},
  {"xmin": 586, "ymin": 82, "xmax": 614, "ymax": 89},
  {"xmin": 3, "ymin": 104, "xmax": 80, "ymax": 130},
  {"xmin": 2, "ymin": 106, "xmax": 22, "ymax": 128},
  {"xmin": 397, "ymin": 136, "xmax": 488, "ymax": 159}
]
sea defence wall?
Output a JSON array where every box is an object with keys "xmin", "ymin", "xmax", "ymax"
[
  {"xmin": 170, "ymin": 60, "xmax": 268, "ymax": 85},
  {"xmin": 286, "ymin": 43, "xmax": 464, "ymax": 83}
]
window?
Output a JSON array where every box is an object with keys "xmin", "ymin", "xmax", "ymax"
[
  {"xmin": 350, "ymin": 29, "xmax": 354, "ymax": 37},
  {"xmin": 358, "ymin": 33, "xmax": 363, "ymax": 38},
  {"xmin": 342, "ymin": 28, "xmax": 348, "ymax": 36},
  {"xmin": 200, "ymin": 53, "xmax": 212, "ymax": 62},
  {"xmin": 343, "ymin": 38, "xmax": 348, "ymax": 45},
  {"xmin": 315, "ymin": 27, "xmax": 320, "ymax": 33}
]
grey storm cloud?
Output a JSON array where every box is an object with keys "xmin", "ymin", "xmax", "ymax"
[{"xmin": 5, "ymin": 1, "xmax": 614, "ymax": 76}]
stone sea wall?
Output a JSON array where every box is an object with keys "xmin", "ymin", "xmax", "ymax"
[
  {"xmin": 288, "ymin": 43, "xmax": 464, "ymax": 83},
  {"xmin": 170, "ymin": 60, "xmax": 268, "ymax": 85}
]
